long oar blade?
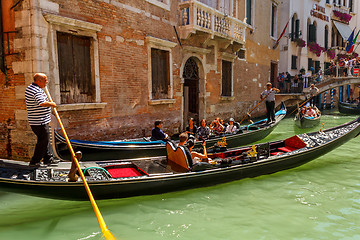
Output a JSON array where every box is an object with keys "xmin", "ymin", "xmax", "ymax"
[
  {"xmin": 44, "ymin": 87, "xmax": 116, "ymax": 240},
  {"xmin": 239, "ymin": 90, "xmax": 273, "ymax": 125}
]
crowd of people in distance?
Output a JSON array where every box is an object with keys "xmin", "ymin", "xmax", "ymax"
[
  {"xmin": 276, "ymin": 56, "xmax": 360, "ymax": 94},
  {"xmin": 326, "ymin": 57, "xmax": 360, "ymax": 77},
  {"xmin": 276, "ymin": 68, "xmax": 321, "ymax": 94}
]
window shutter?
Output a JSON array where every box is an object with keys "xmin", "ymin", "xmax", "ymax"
[
  {"xmin": 57, "ymin": 32, "xmax": 92, "ymax": 104},
  {"xmin": 151, "ymin": 49, "xmax": 169, "ymax": 99},
  {"xmin": 246, "ymin": 0, "xmax": 252, "ymax": 25},
  {"xmin": 222, "ymin": 60, "xmax": 232, "ymax": 97},
  {"xmin": 291, "ymin": 16, "xmax": 295, "ymax": 41},
  {"xmin": 325, "ymin": 28, "xmax": 328, "ymax": 49},
  {"xmin": 295, "ymin": 19, "xmax": 300, "ymax": 39},
  {"xmin": 291, "ymin": 55, "xmax": 297, "ymax": 70},
  {"xmin": 309, "ymin": 24, "xmax": 316, "ymax": 43}
]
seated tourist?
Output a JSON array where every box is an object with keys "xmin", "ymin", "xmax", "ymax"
[
  {"xmin": 306, "ymin": 106, "xmax": 317, "ymax": 117},
  {"xmin": 185, "ymin": 118, "xmax": 198, "ymax": 137},
  {"xmin": 300, "ymin": 106, "xmax": 307, "ymax": 116},
  {"xmin": 178, "ymin": 132, "xmax": 210, "ymax": 164},
  {"xmin": 225, "ymin": 118, "xmax": 237, "ymax": 134},
  {"xmin": 220, "ymin": 119, "xmax": 228, "ymax": 132},
  {"xmin": 197, "ymin": 119, "xmax": 210, "ymax": 140},
  {"xmin": 209, "ymin": 117, "xmax": 224, "ymax": 135},
  {"xmin": 150, "ymin": 120, "xmax": 168, "ymax": 141},
  {"xmin": 186, "ymin": 138, "xmax": 211, "ymax": 163}
]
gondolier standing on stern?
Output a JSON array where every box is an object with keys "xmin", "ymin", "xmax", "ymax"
[
  {"xmin": 309, "ymin": 84, "xmax": 319, "ymax": 107},
  {"xmin": 25, "ymin": 73, "xmax": 58, "ymax": 167},
  {"xmin": 261, "ymin": 83, "xmax": 280, "ymax": 124}
]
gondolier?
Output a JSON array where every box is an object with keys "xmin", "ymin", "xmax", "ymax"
[
  {"xmin": 25, "ymin": 73, "xmax": 57, "ymax": 167},
  {"xmin": 261, "ymin": 83, "xmax": 280, "ymax": 124},
  {"xmin": 309, "ymin": 84, "xmax": 319, "ymax": 107}
]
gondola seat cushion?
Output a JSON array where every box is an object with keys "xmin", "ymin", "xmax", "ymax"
[
  {"xmin": 276, "ymin": 135, "xmax": 307, "ymax": 153},
  {"xmin": 284, "ymin": 135, "xmax": 307, "ymax": 149},
  {"xmin": 277, "ymin": 146, "xmax": 297, "ymax": 152},
  {"xmin": 107, "ymin": 167, "xmax": 144, "ymax": 178},
  {"xmin": 104, "ymin": 164, "xmax": 148, "ymax": 178},
  {"xmin": 270, "ymin": 152, "xmax": 283, "ymax": 156}
]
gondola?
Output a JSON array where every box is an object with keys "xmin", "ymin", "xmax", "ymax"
[
  {"xmin": 53, "ymin": 103, "xmax": 287, "ymax": 161},
  {"xmin": 294, "ymin": 106, "xmax": 321, "ymax": 128},
  {"xmin": 338, "ymin": 101, "xmax": 360, "ymax": 115},
  {"xmin": 0, "ymin": 116, "xmax": 359, "ymax": 201}
]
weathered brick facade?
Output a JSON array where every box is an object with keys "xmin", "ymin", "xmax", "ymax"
[{"xmin": 0, "ymin": 0, "xmax": 280, "ymax": 160}]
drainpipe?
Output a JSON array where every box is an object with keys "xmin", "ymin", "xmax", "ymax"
[
  {"xmin": 0, "ymin": 1, "xmax": 5, "ymax": 74},
  {"xmin": 5, "ymin": 118, "xmax": 12, "ymax": 158}
]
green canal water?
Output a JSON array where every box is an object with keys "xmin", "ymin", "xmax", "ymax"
[{"xmin": 0, "ymin": 113, "xmax": 360, "ymax": 240}]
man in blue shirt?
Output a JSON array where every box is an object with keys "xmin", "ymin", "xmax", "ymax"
[
  {"xmin": 25, "ymin": 73, "xmax": 57, "ymax": 167},
  {"xmin": 151, "ymin": 120, "xmax": 168, "ymax": 141}
]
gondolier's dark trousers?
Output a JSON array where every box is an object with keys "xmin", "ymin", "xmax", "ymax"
[
  {"xmin": 30, "ymin": 124, "xmax": 53, "ymax": 164},
  {"xmin": 265, "ymin": 101, "xmax": 275, "ymax": 122}
]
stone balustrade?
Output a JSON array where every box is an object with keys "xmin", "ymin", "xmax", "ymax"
[{"xmin": 179, "ymin": 1, "xmax": 246, "ymax": 44}]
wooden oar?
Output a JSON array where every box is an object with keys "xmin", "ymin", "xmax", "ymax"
[
  {"xmin": 44, "ymin": 87, "xmax": 116, "ymax": 240},
  {"xmin": 239, "ymin": 90, "xmax": 273, "ymax": 125},
  {"xmin": 289, "ymin": 95, "xmax": 315, "ymax": 115}
]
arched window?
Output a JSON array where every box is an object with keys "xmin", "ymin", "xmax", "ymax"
[
  {"xmin": 291, "ymin": 13, "xmax": 300, "ymax": 41},
  {"xmin": 331, "ymin": 27, "xmax": 336, "ymax": 47},
  {"xmin": 349, "ymin": 0, "xmax": 353, "ymax": 12}
]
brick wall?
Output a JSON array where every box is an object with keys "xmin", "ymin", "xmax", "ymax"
[{"xmin": 0, "ymin": 0, "xmax": 280, "ymax": 160}]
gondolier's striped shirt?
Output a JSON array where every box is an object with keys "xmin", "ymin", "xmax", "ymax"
[{"xmin": 25, "ymin": 83, "xmax": 51, "ymax": 125}]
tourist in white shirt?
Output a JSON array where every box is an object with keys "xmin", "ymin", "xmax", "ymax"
[{"xmin": 225, "ymin": 118, "xmax": 237, "ymax": 134}]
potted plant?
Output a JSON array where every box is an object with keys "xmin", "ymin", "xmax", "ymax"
[
  {"xmin": 294, "ymin": 38, "xmax": 306, "ymax": 48},
  {"xmin": 326, "ymin": 49, "xmax": 336, "ymax": 59},
  {"xmin": 333, "ymin": 10, "xmax": 352, "ymax": 23},
  {"xmin": 308, "ymin": 42, "xmax": 323, "ymax": 57}
]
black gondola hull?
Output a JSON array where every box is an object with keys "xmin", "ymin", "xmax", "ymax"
[
  {"xmin": 1, "ymin": 117, "xmax": 359, "ymax": 201},
  {"xmin": 54, "ymin": 104, "xmax": 287, "ymax": 161},
  {"xmin": 338, "ymin": 101, "xmax": 360, "ymax": 114}
]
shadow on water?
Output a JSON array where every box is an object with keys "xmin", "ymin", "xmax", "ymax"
[{"xmin": 0, "ymin": 193, "xmax": 93, "ymax": 228}]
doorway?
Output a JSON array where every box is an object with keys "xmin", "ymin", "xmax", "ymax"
[
  {"xmin": 270, "ymin": 61, "xmax": 278, "ymax": 88},
  {"xmin": 183, "ymin": 57, "xmax": 199, "ymax": 124}
]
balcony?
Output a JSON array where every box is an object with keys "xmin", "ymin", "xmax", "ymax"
[{"xmin": 179, "ymin": 1, "xmax": 246, "ymax": 47}]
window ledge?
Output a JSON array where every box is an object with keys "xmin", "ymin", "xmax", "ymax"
[
  {"xmin": 145, "ymin": 0, "xmax": 170, "ymax": 11},
  {"xmin": 148, "ymin": 99, "xmax": 176, "ymax": 105},
  {"xmin": 220, "ymin": 96, "xmax": 235, "ymax": 101},
  {"xmin": 57, "ymin": 103, "xmax": 107, "ymax": 111}
]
